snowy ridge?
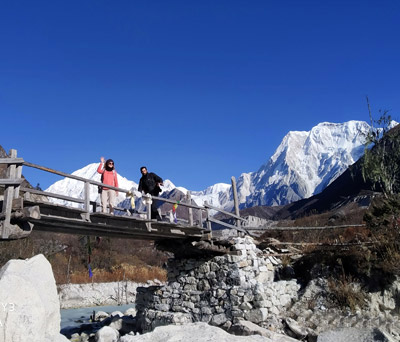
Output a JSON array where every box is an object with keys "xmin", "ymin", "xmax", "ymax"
[
  {"xmin": 236, "ymin": 120, "xmax": 371, "ymax": 207},
  {"xmin": 46, "ymin": 120, "xmax": 383, "ymax": 212},
  {"xmin": 191, "ymin": 183, "xmax": 231, "ymax": 208}
]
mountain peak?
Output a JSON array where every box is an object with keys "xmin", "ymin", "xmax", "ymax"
[{"xmin": 236, "ymin": 120, "xmax": 373, "ymax": 208}]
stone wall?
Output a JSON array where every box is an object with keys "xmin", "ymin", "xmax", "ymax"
[{"xmin": 136, "ymin": 236, "xmax": 300, "ymax": 332}]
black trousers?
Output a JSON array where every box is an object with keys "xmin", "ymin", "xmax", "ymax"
[{"xmin": 149, "ymin": 191, "xmax": 162, "ymax": 221}]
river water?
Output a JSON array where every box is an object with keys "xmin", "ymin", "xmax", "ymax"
[{"xmin": 60, "ymin": 303, "xmax": 135, "ymax": 330}]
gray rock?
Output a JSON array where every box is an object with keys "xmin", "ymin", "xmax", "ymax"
[
  {"xmin": 210, "ymin": 313, "xmax": 228, "ymax": 326},
  {"xmin": 70, "ymin": 333, "xmax": 80, "ymax": 342},
  {"xmin": 284, "ymin": 318, "xmax": 307, "ymax": 339},
  {"xmin": 80, "ymin": 332, "xmax": 90, "ymax": 342},
  {"xmin": 119, "ymin": 322, "xmax": 272, "ymax": 341},
  {"xmin": 95, "ymin": 326, "xmax": 119, "ymax": 342},
  {"xmin": 317, "ymin": 327, "xmax": 394, "ymax": 342},
  {"xmin": 124, "ymin": 307, "xmax": 137, "ymax": 317},
  {"xmin": 111, "ymin": 310, "xmax": 123, "ymax": 317},
  {"xmin": 108, "ymin": 317, "xmax": 123, "ymax": 331},
  {"xmin": 229, "ymin": 319, "xmax": 274, "ymax": 337},
  {"xmin": 244, "ymin": 308, "xmax": 269, "ymax": 323},
  {"xmin": 94, "ymin": 311, "xmax": 110, "ymax": 322}
]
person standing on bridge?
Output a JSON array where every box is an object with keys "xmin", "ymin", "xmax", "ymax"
[
  {"xmin": 138, "ymin": 166, "xmax": 163, "ymax": 221},
  {"xmin": 97, "ymin": 157, "xmax": 119, "ymax": 214}
]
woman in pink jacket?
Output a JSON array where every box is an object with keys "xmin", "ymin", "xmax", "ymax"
[{"xmin": 97, "ymin": 157, "xmax": 119, "ymax": 214}]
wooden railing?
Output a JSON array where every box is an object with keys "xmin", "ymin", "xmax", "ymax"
[{"xmin": 0, "ymin": 149, "xmax": 247, "ymax": 238}]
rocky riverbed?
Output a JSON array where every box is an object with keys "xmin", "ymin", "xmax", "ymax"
[{"xmin": 1, "ymin": 235, "xmax": 400, "ymax": 341}]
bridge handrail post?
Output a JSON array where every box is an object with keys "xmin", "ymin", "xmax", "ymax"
[
  {"xmin": 231, "ymin": 176, "xmax": 241, "ymax": 229},
  {"xmin": 146, "ymin": 195, "xmax": 152, "ymax": 220},
  {"xmin": 198, "ymin": 209, "xmax": 203, "ymax": 228},
  {"xmin": 83, "ymin": 181, "xmax": 91, "ymax": 221},
  {"xmin": 187, "ymin": 191, "xmax": 193, "ymax": 226},
  {"xmin": 14, "ymin": 153, "xmax": 23, "ymax": 200},
  {"xmin": 1, "ymin": 149, "xmax": 21, "ymax": 238},
  {"xmin": 204, "ymin": 201, "xmax": 212, "ymax": 233},
  {"xmin": 142, "ymin": 194, "xmax": 152, "ymax": 232}
]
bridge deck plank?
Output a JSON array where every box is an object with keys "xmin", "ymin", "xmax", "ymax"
[
  {"xmin": 32, "ymin": 215, "xmax": 204, "ymax": 240},
  {"xmin": 19, "ymin": 200, "xmax": 206, "ymax": 240}
]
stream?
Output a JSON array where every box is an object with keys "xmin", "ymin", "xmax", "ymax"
[{"xmin": 60, "ymin": 303, "xmax": 135, "ymax": 330}]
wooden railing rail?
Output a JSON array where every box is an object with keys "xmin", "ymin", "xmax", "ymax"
[
  {"xmin": 20, "ymin": 187, "xmax": 85, "ymax": 204},
  {"xmin": 208, "ymin": 217, "xmax": 248, "ymax": 234},
  {"xmin": 266, "ymin": 224, "xmax": 366, "ymax": 231},
  {"xmin": 203, "ymin": 202, "xmax": 246, "ymax": 221},
  {"xmin": 22, "ymin": 161, "xmax": 129, "ymax": 194},
  {"xmin": 150, "ymin": 194, "xmax": 204, "ymax": 210}
]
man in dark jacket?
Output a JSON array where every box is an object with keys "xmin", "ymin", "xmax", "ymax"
[{"xmin": 138, "ymin": 166, "xmax": 163, "ymax": 220}]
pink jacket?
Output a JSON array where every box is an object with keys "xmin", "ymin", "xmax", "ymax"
[{"xmin": 97, "ymin": 163, "xmax": 119, "ymax": 192}]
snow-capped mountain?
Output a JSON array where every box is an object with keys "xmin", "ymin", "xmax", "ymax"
[
  {"xmin": 45, "ymin": 120, "xmax": 375, "ymax": 212},
  {"xmin": 197, "ymin": 120, "xmax": 372, "ymax": 210},
  {"xmin": 236, "ymin": 120, "xmax": 371, "ymax": 207}
]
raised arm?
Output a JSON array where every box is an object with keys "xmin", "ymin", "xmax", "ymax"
[{"xmin": 97, "ymin": 157, "xmax": 105, "ymax": 174}]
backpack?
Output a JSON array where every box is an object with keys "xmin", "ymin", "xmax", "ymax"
[{"xmin": 98, "ymin": 173, "xmax": 104, "ymax": 193}]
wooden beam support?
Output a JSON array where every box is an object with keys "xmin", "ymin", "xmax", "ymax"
[
  {"xmin": 0, "ymin": 158, "xmax": 24, "ymax": 164},
  {"xmin": 11, "ymin": 206, "xmax": 41, "ymax": 221},
  {"xmin": 1, "ymin": 150, "xmax": 18, "ymax": 238},
  {"xmin": 0, "ymin": 179, "xmax": 24, "ymax": 185}
]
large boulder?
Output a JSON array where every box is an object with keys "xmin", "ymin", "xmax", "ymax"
[
  {"xmin": 317, "ymin": 327, "xmax": 395, "ymax": 342},
  {"xmin": 95, "ymin": 326, "xmax": 120, "ymax": 342},
  {"xmin": 119, "ymin": 322, "xmax": 274, "ymax": 341},
  {"xmin": 0, "ymin": 254, "xmax": 68, "ymax": 342}
]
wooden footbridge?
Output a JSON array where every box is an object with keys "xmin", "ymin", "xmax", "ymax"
[{"xmin": 0, "ymin": 149, "xmax": 248, "ymax": 244}]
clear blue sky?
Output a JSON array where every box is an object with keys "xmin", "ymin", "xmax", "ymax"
[{"xmin": 1, "ymin": 1, "xmax": 399, "ymax": 190}]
